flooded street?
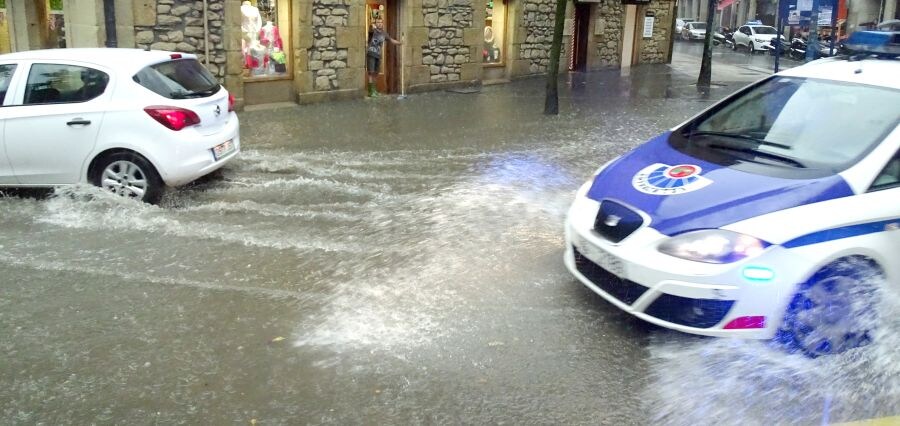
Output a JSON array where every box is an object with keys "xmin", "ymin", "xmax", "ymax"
[{"xmin": 2, "ymin": 63, "xmax": 897, "ymax": 424}]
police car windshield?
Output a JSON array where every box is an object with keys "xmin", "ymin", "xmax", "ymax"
[{"xmin": 680, "ymin": 76, "xmax": 900, "ymax": 172}]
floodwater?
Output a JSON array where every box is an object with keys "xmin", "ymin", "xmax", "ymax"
[{"xmin": 1, "ymin": 64, "xmax": 897, "ymax": 424}]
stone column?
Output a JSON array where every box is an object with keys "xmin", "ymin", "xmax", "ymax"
[
  {"xmin": 224, "ymin": 0, "xmax": 244, "ymax": 108},
  {"xmin": 63, "ymin": 0, "xmax": 106, "ymax": 47}
]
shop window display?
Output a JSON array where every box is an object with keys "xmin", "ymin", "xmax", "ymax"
[
  {"xmin": 484, "ymin": 0, "xmax": 506, "ymax": 64},
  {"xmin": 242, "ymin": 0, "xmax": 287, "ymax": 77}
]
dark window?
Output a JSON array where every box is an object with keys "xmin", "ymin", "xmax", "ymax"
[
  {"xmin": 133, "ymin": 59, "xmax": 220, "ymax": 99},
  {"xmin": 0, "ymin": 64, "xmax": 16, "ymax": 105},
  {"xmin": 23, "ymin": 64, "xmax": 109, "ymax": 105},
  {"xmin": 871, "ymin": 151, "xmax": 900, "ymax": 191}
]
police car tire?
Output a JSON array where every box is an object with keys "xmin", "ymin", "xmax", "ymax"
[{"xmin": 776, "ymin": 257, "xmax": 882, "ymax": 358}]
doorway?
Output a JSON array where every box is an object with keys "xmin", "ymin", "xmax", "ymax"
[
  {"xmin": 365, "ymin": 0, "xmax": 400, "ymax": 94},
  {"xmin": 570, "ymin": 2, "xmax": 591, "ymax": 71}
]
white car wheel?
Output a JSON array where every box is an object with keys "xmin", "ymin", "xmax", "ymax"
[{"xmin": 92, "ymin": 152, "xmax": 164, "ymax": 204}]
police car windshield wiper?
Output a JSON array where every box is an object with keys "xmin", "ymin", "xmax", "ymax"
[
  {"xmin": 689, "ymin": 131, "xmax": 792, "ymax": 150},
  {"xmin": 707, "ymin": 144, "xmax": 806, "ymax": 168}
]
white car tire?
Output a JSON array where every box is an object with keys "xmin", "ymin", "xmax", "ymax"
[
  {"xmin": 776, "ymin": 257, "xmax": 882, "ymax": 357},
  {"xmin": 91, "ymin": 151, "xmax": 164, "ymax": 204},
  {"xmin": 748, "ymin": 42, "xmax": 755, "ymax": 54}
]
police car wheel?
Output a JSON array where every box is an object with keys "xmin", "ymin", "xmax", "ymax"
[{"xmin": 776, "ymin": 258, "xmax": 882, "ymax": 358}]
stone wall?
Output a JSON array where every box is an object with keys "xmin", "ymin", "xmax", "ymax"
[
  {"xmin": 519, "ymin": 0, "xmax": 555, "ymax": 73},
  {"xmin": 595, "ymin": 0, "xmax": 623, "ymax": 68},
  {"xmin": 133, "ymin": 0, "xmax": 228, "ymax": 80},
  {"xmin": 638, "ymin": 0, "xmax": 674, "ymax": 63},
  {"xmin": 422, "ymin": 0, "xmax": 473, "ymax": 82},
  {"xmin": 309, "ymin": 0, "xmax": 350, "ymax": 90}
]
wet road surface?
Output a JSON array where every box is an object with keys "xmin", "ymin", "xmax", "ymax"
[{"xmin": 2, "ymin": 63, "xmax": 897, "ymax": 425}]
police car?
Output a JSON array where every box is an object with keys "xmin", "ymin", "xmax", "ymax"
[{"xmin": 564, "ymin": 31, "xmax": 900, "ymax": 357}]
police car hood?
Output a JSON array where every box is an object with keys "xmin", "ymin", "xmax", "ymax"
[{"xmin": 586, "ymin": 132, "xmax": 854, "ymax": 236}]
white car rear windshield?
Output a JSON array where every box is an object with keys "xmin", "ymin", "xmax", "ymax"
[
  {"xmin": 133, "ymin": 59, "xmax": 220, "ymax": 99},
  {"xmin": 691, "ymin": 23, "xmax": 707, "ymax": 30},
  {"xmin": 675, "ymin": 77, "xmax": 900, "ymax": 175}
]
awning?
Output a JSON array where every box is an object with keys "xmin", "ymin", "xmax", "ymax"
[{"xmin": 717, "ymin": 0, "xmax": 735, "ymax": 11}]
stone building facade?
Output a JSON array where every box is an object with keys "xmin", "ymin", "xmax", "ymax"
[{"xmin": 1, "ymin": 0, "xmax": 676, "ymax": 108}]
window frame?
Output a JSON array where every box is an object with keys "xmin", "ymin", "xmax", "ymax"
[
  {"xmin": 241, "ymin": 0, "xmax": 292, "ymax": 82},
  {"xmin": 483, "ymin": 0, "xmax": 509, "ymax": 67}
]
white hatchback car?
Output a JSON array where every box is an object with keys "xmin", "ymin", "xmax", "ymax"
[
  {"xmin": 733, "ymin": 24, "xmax": 781, "ymax": 52},
  {"xmin": 565, "ymin": 32, "xmax": 899, "ymax": 357},
  {"xmin": 0, "ymin": 48, "xmax": 240, "ymax": 203}
]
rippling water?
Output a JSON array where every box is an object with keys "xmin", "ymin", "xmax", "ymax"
[{"xmin": 1, "ymin": 69, "xmax": 894, "ymax": 424}]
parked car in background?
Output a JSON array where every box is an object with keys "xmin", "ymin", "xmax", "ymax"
[
  {"xmin": 681, "ymin": 22, "xmax": 708, "ymax": 41},
  {"xmin": 876, "ymin": 19, "xmax": 900, "ymax": 31},
  {"xmin": 564, "ymin": 31, "xmax": 900, "ymax": 358},
  {"xmin": 676, "ymin": 18, "xmax": 695, "ymax": 34},
  {"xmin": 733, "ymin": 24, "xmax": 782, "ymax": 52},
  {"xmin": 0, "ymin": 48, "xmax": 240, "ymax": 204}
]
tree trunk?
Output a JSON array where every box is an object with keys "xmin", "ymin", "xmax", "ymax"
[
  {"xmin": 697, "ymin": 0, "xmax": 718, "ymax": 89},
  {"xmin": 544, "ymin": 0, "xmax": 568, "ymax": 115}
]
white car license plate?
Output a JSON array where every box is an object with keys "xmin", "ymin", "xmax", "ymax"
[
  {"xmin": 212, "ymin": 139, "xmax": 235, "ymax": 160},
  {"xmin": 574, "ymin": 235, "xmax": 625, "ymax": 278}
]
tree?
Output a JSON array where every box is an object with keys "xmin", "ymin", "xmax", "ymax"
[
  {"xmin": 697, "ymin": 0, "xmax": 718, "ymax": 89},
  {"xmin": 544, "ymin": 0, "xmax": 568, "ymax": 115}
]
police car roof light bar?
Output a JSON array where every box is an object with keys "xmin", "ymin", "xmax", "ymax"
[{"xmin": 844, "ymin": 31, "xmax": 900, "ymax": 59}]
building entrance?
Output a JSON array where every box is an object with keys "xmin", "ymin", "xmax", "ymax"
[{"xmin": 365, "ymin": 0, "xmax": 400, "ymax": 94}]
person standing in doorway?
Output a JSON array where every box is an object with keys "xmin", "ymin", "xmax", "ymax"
[{"xmin": 366, "ymin": 17, "xmax": 401, "ymax": 98}]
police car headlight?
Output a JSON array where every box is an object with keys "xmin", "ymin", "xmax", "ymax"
[{"xmin": 658, "ymin": 230, "xmax": 769, "ymax": 264}]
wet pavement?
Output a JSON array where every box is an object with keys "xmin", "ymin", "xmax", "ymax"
[{"xmin": 2, "ymin": 58, "xmax": 898, "ymax": 425}]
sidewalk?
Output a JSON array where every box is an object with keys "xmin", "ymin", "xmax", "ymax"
[{"xmin": 236, "ymin": 59, "xmax": 757, "ymax": 152}]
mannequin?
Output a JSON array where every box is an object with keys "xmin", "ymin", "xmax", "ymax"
[
  {"xmin": 259, "ymin": 21, "xmax": 283, "ymax": 50},
  {"xmin": 259, "ymin": 21, "xmax": 285, "ymax": 74},
  {"xmin": 241, "ymin": 1, "xmax": 263, "ymax": 75},
  {"xmin": 241, "ymin": 1, "xmax": 262, "ymax": 37},
  {"xmin": 247, "ymin": 40, "xmax": 267, "ymax": 75}
]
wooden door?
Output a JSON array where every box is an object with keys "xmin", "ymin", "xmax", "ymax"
[
  {"xmin": 571, "ymin": 3, "xmax": 591, "ymax": 71},
  {"xmin": 365, "ymin": 0, "xmax": 399, "ymax": 93}
]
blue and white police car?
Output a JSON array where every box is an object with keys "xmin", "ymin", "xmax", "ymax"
[{"xmin": 564, "ymin": 31, "xmax": 900, "ymax": 357}]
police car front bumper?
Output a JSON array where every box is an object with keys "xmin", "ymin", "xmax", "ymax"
[{"xmin": 563, "ymin": 182, "xmax": 806, "ymax": 339}]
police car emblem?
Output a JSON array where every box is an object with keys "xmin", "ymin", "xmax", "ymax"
[{"xmin": 632, "ymin": 163, "xmax": 712, "ymax": 195}]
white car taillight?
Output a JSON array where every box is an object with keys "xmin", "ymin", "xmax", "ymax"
[
  {"xmin": 144, "ymin": 106, "xmax": 201, "ymax": 131},
  {"xmin": 228, "ymin": 93, "xmax": 235, "ymax": 112}
]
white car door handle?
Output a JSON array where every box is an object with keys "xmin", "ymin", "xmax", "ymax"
[{"xmin": 67, "ymin": 119, "xmax": 91, "ymax": 126}]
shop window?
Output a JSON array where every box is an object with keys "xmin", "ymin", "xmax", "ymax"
[
  {"xmin": 484, "ymin": 0, "xmax": 507, "ymax": 64},
  {"xmin": 241, "ymin": 0, "xmax": 290, "ymax": 79}
]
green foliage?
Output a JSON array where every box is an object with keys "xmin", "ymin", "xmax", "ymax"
[
  {"xmin": 0, "ymin": 0, "xmax": 6, "ymax": 9},
  {"xmin": 49, "ymin": 0, "xmax": 63, "ymax": 11}
]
